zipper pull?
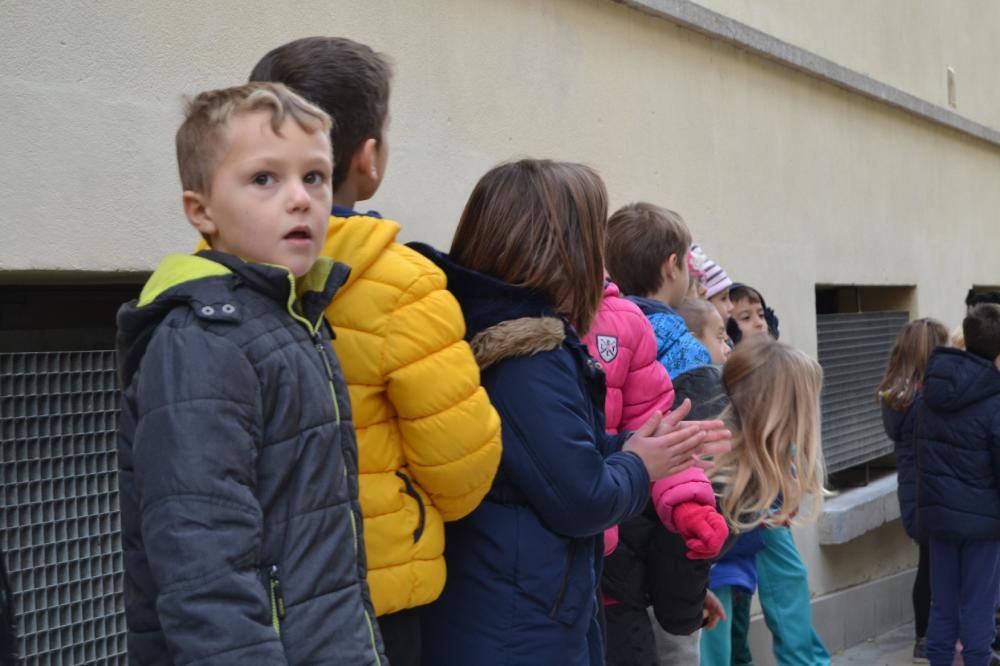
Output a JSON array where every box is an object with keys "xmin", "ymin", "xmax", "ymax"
[{"xmin": 270, "ymin": 564, "xmax": 286, "ymax": 620}]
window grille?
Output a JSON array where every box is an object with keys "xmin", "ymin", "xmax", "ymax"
[
  {"xmin": 1, "ymin": 351, "xmax": 126, "ymax": 664},
  {"xmin": 818, "ymin": 312, "xmax": 909, "ymax": 473}
]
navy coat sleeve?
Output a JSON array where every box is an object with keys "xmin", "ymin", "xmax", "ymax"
[
  {"xmin": 130, "ymin": 324, "xmax": 285, "ymax": 665},
  {"xmin": 484, "ymin": 349, "xmax": 651, "ymax": 538}
]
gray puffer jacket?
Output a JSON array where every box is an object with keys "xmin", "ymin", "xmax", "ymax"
[{"xmin": 116, "ymin": 251, "xmax": 386, "ymax": 665}]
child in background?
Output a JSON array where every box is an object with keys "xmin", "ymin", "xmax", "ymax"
[
  {"xmin": 411, "ymin": 159, "xmax": 732, "ymax": 666},
  {"xmin": 583, "ymin": 280, "xmax": 730, "ymax": 665},
  {"xmin": 878, "ymin": 318, "xmax": 951, "ymax": 663},
  {"xmin": 727, "ymin": 283, "xmax": 779, "ymax": 344},
  {"xmin": 952, "ymin": 326, "xmax": 966, "ymax": 351},
  {"xmin": 720, "ymin": 283, "xmax": 831, "ymax": 666},
  {"xmin": 698, "ymin": 247, "xmax": 735, "ymax": 323},
  {"xmin": 605, "ymin": 203, "xmax": 712, "ymax": 379},
  {"xmin": 914, "ymin": 304, "xmax": 1000, "ymax": 666},
  {"xmin": 678, "ymin": 298, "xmax": 731, "ymax": 366},
  {"xmin": 116, "ymin": 83, "xmax": 385, "ymax": 663},
  {"xmin": 694, "ymin": 338, "xmax": 826, "ymax": 666}
]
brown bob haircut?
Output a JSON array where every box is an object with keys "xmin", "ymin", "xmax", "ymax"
[
  {"xmin": 965, "ymin": 303, "xmax": 1000, "ymax": 362},
  {"xmin": 450, "ymin": 159, "xmax": 608, "ymax": 335},
  {"xmin": 249, "ymin": 36, "xmax": 392, "ymax": 191},
  {"xmin": 605, "ymin": 202, "xmax": 692, "ymax": 297}
]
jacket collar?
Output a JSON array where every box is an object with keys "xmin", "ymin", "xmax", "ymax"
[
  {"xmin": 195, "ymin": 250, "xmax": 349, "ymax": 330},
  {"xmin": 627, "ymin": 295, "xmax": 674, "ymax": 317},
  {"xmin": 332, "ymin": 205, "xmax": 382, "ymax": 219}
]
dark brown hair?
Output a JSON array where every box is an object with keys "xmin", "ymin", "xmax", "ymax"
[
  {"xmin": 729, "ymin": 284, "xmax": 763, "ymax": 306},
  {"xmin": 964, "ymin": 303, "xmax": 1000, "ymax": 362},
  {"xmin": 605, "ymin": 202, "xmax": 691, "ymax": 297},
  {"xmin": 450, "ymin": 159, "xmax": 607, "ymax": 334},
  {"xmin": 249, "ymin": 36, "xmax": 392, "ymax": 191},
  {"xmin": 877, "ymin": 318, "xmax": 950, "ymax": 411}
]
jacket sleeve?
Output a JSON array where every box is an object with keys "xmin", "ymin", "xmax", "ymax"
[
  {"xmin": 383, "ymin": 270, "xmax": 502, "ymax": 521},
  {"xmin": 131, "ymin": 325, "xmax": 284, "ymax": 665},
  {"xmin": 486, "ymin": 350, "xmax": 650, "ymax": 538},
  {"xmin": 650, "ymin": 468, "xmax": 717, "ymax": 532},
  {"xmin": 620, "ymin": 309, "xmax": 676, "ymax": 432}
]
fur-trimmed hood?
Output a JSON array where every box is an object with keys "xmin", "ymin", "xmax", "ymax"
[{"xmin": 408, "ymin": 242, "xmax": 570, "ymax": 369}]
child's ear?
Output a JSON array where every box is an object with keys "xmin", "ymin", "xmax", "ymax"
[
  {"xmin": 183, "ymin": 191, "xmax": 217, "ymax": 239},
  {"xmin": 662, "ymin": 254, "xmax": 680, "ymax": 281},
  {"xmin": 356, "ymin": 138, "xmax": 380, "ymax": 183}
]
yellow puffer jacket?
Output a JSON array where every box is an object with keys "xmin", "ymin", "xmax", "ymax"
[{"xmin": 322, "ymin": 213, "xmax": 502, "ymax": 616}]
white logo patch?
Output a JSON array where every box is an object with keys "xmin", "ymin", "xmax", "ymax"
[{"xmin": 596, "ymin": 335, "xmax": 618, "ymax": 363}]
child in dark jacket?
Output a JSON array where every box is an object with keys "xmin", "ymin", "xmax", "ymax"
[
  {"xmin": 583, "ymin": 281, "xmax": 729, "ymax": 666},
  {"xmin": 878, "ymin": 317, "xmax": 951, "ymax": 662},
  {"xmin": 914, "ymin": 304, "xmax": 1000, "ymax": 666},
  {"xmin": 116, "ymin": 83, "xmax": 386, "ymax": 664},
  {"xmin": 412, "ymin": 160, "xmax": 732, "ymax": 666}
]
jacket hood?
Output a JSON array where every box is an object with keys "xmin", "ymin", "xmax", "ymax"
[
  {"xmin": 603, "ymin": 279, "xmax": 621, "ymax": 299},
  {"xmin": 117, "ymin": 251, "xmax": 346, "ymax": 389},
  {"xmin": 407, "ymin": 242, "xmax": 568, "ymax": 369},
  {"xmin": 407, "ymin": 242, "xmax": 555, "ymax": 339},
  {"xmin": 627, "ymin": 295, "xmax": 673, "ymax": 317},
  {"xmin": 322, "ymin": 213, "xmax": 400, "ymax": 292},
  {"xmin": 923, "ymin": 348, "xmax": 1000, "ymax": 413}
]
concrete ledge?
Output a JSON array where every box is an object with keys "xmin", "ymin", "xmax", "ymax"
[
  {"xmin": 614, "ymin": 0, "xmax": 1000, "ymax": 149},
  {"xmin": 747, "ymin": 568, "xmax": 916, "ymax": 665},
  {"xmin": 818, "ymin": 474, "xmax": 900, "ymax": 545}
]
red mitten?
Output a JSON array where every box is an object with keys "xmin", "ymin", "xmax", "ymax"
[{"xmin": 673, "ymin": 502, "xmax": 729, "ymax": 560}]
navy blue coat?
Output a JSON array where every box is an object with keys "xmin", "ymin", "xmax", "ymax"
[
  {"xmin": 411, "ymin": 244, "xmax": 650, "ymax": 666},
  {"xmin": 882, "ymin": 403, "xmax": 920, "ymax": 540},
  {"xmin": 914, "ymin": 348, "xmax": 1000, "ymax": 541}
]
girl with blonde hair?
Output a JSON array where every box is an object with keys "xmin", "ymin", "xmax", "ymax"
[{"xmin": 696, "ymin": 337, "xmax": 826, "ymax": 665}]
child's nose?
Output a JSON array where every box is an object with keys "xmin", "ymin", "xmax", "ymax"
[{"xmin": 287, "ymin": 182, "xmax": 311, "ymax": 210}]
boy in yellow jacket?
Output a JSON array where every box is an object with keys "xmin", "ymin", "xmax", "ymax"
[{"xmin": 249, "ymin": 37, "xmax": 503, "ymax": 665}]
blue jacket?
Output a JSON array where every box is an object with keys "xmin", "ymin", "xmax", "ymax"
[
  {"xmin": 882, "ymin": 403, "xmax": 920, "ymax": 540},
  {"xmin": 708, "ymin": 528, "xmax": 765, "ymax": 594},
  {"xmin": 628, "ymin": 297, "xmax": 712, "ymax": 379},
  {"xmin": 915, "ymin": 348, "xmax": 1000, "ymax": 541},
  {"xmin": 411, "ymin": 244, "xmax": 650, "ymax": 666}
]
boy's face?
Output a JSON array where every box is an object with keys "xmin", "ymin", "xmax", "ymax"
[
  {"xmin": 185, "ymin": 111, "xmax": 333, "ymax": 278},
  {"xmin": 731, "ymin": 297, "xmax": 768, "ymax": 342},
  {"xmin": 697, "ymin": 308, "xmax": 732, "ymax": 365},
  {"xmin": 660, "ymin": 252, "xmax": 690, "ymax": 308},
  {"xmin": 709, "ymin": 289, "xmax": 733, "ymax": 320}
]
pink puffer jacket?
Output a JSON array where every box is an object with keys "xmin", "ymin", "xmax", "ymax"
[
  {"xmin": 584, "ymin": 281, "xmax": 719, "ymax": 570},
  {"xmin": 583, "ymin": 281, "xmax": 675, "ymax": 433}
]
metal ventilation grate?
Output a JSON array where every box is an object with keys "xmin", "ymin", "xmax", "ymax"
[
  {"xmin": 818, "ymin": 312, "xmax": 909, "ymax": 474},
  {"xmin": 0, "ymin": 351, "xmax": 126, "ymax": 664}
]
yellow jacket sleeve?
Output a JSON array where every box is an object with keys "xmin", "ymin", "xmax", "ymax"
[{"xmin": 382, "ymin": 271, "xmax": 502, "ymax": 521}]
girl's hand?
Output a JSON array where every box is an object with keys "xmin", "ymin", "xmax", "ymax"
[
  {"xmin": 623, "ymin": 401, "xmax": 731, "ymax": 481},
  {"xmin": 703, "ymin": 590, "xmax": 726, "ymax": 630}
]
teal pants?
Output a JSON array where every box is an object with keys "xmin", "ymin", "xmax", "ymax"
[
  {"xmin": 749, "ymin": 527, "xmax": 830, "ymax": 666},
  {"xmin": 700, "ymin": 586, "xmax": 735, "ymax": 666}
]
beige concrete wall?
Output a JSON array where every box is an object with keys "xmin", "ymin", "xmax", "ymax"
[
  {"xmin": 694, "ymin": 0, "xmax": 1000, "ymax": 129},
  {"xmin": 3, "ymin": 0, "xmax": 998, "ymax": 602}
]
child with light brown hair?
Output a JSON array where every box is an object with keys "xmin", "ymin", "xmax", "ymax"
[
  {"xmin": 117, "ymin": 82, "xmax": 386, "ymax": 664},
  {"xmin": 878, "ymin": 317, "xmax": 951, "ymax": 661},
  {"xmin": 692, "ymin": 337, "xmax": 826, "ymax": 665}
]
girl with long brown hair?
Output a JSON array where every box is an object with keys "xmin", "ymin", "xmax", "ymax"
[
  {"xmin": 877, "ymin": 317, "xmax": 950, "ymax": 661},
  {"xmin": 411, "ymin": 159, "xmax": 730, "ymax": 665}
]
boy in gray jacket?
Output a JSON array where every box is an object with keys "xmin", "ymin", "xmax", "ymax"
[{"xmin": 116, "ymin": 83, "xmax": 385, "ymax": 665}]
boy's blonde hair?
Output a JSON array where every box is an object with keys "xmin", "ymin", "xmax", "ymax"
[
  {"xmin": 709, "ymin": 337, "xmax": 825, "ymax": 530},
  {"xmin": 176, "ymin": 82, "xmax": 332, "ymax": 194},
  {"xmin": 676, "ymin": 297, "xmax": 718, "ymax": 337}
]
